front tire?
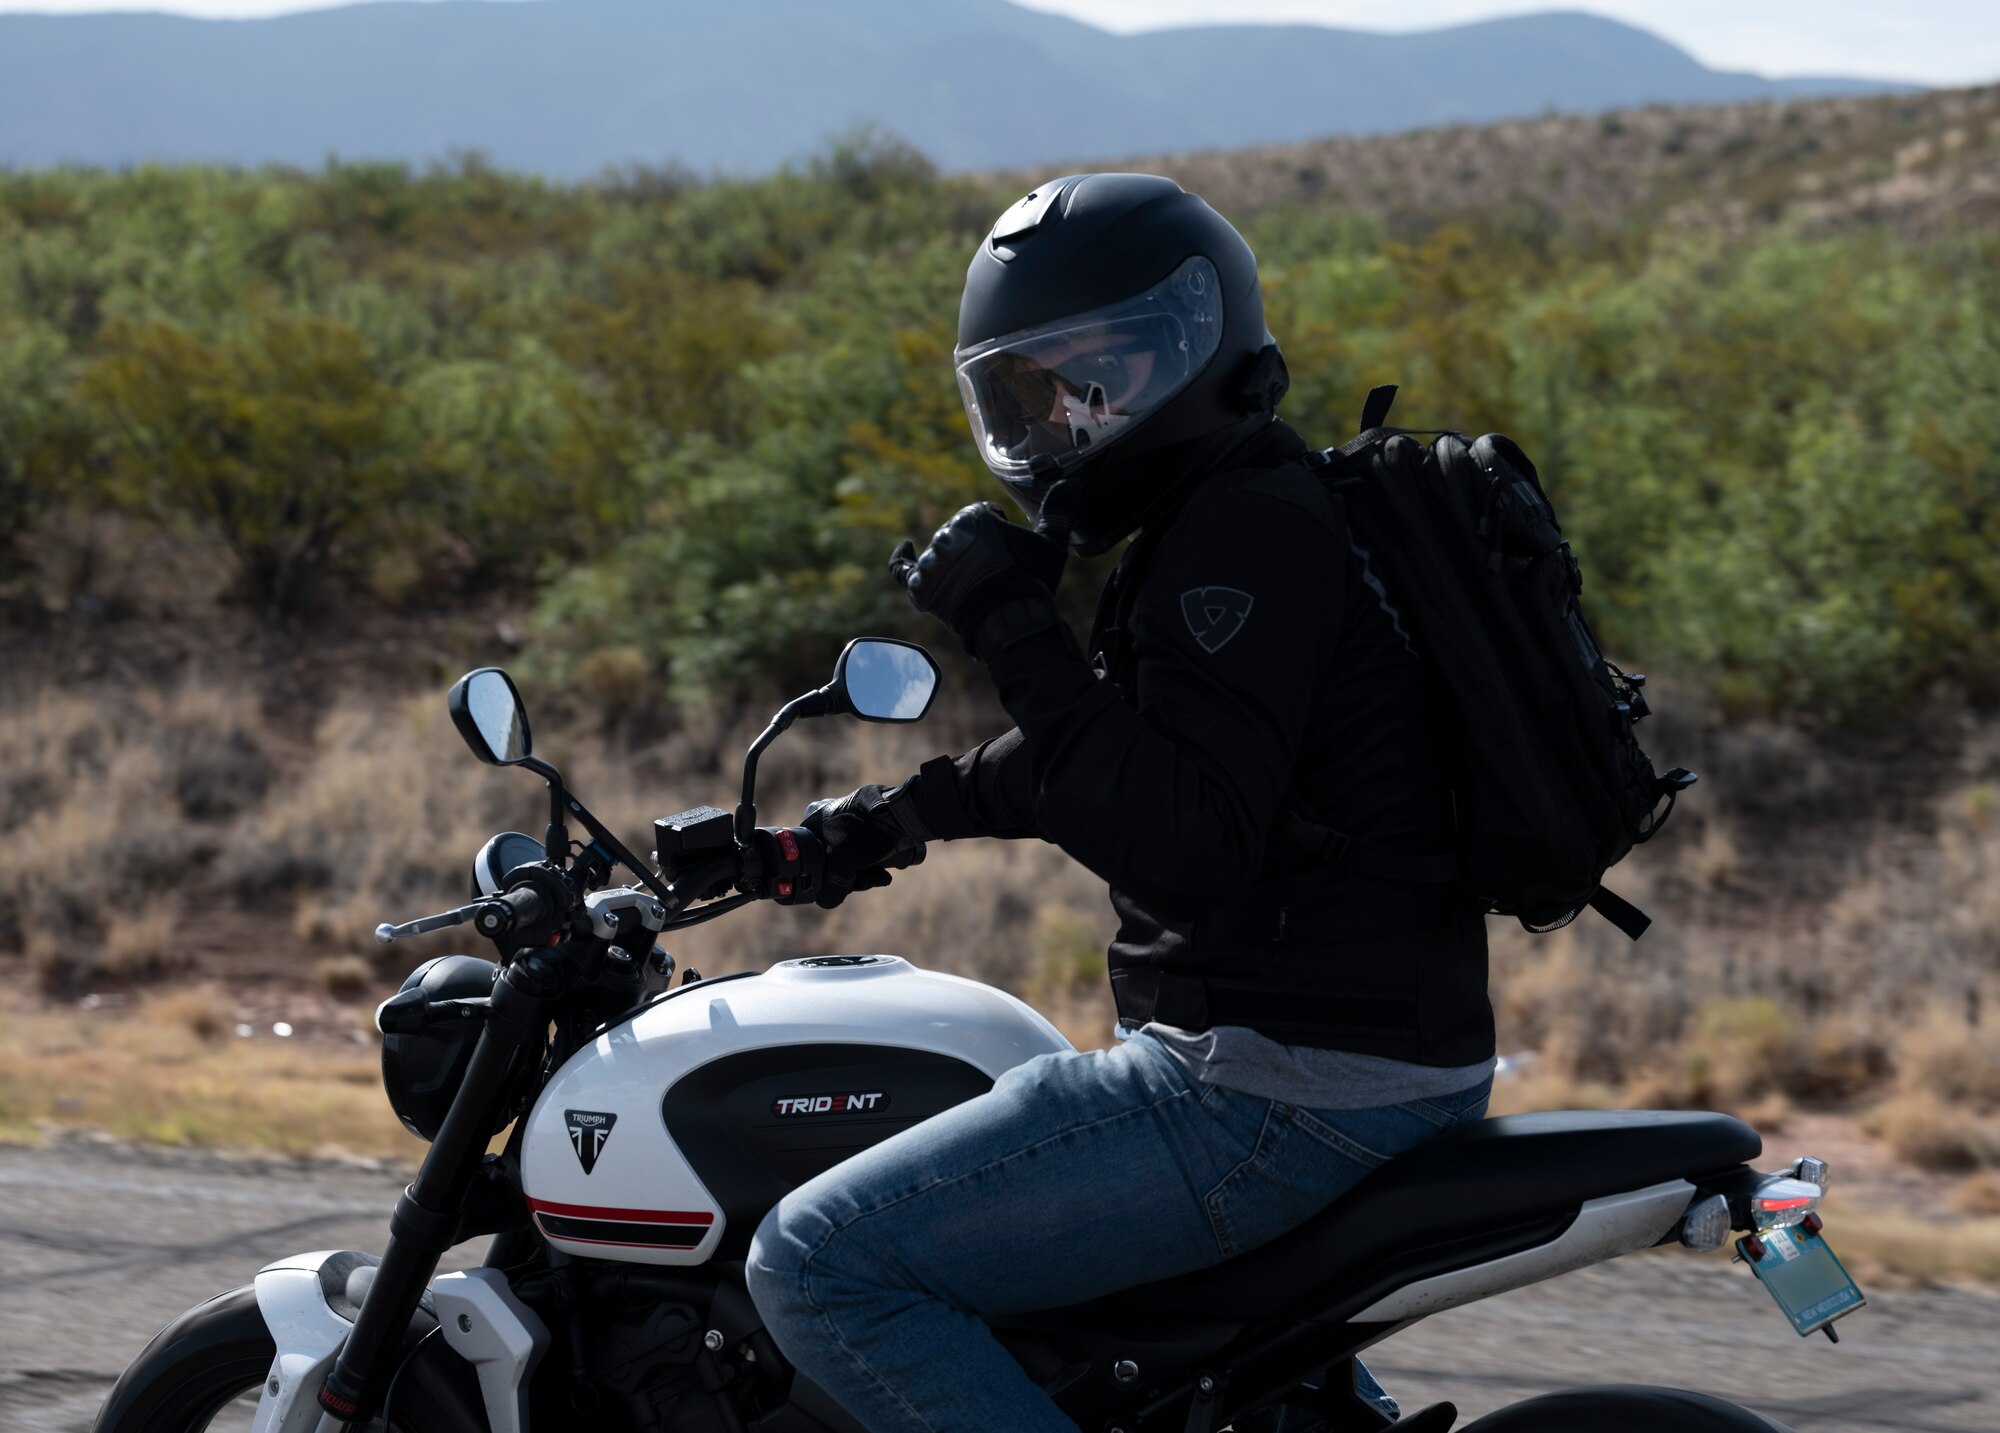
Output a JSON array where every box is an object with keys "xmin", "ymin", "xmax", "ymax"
[
  {"xmin": 1458, "ymin": 1384, "xmax": 1796, "ymax": 1432},
  {"xmin": 92, "ymin": 1285, "xmax": 488, "ymax": 1432}
]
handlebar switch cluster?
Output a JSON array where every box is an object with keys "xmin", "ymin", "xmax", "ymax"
[{"xmin": 754, "ymin": 825, "xmax": 825, "ymax": 905}]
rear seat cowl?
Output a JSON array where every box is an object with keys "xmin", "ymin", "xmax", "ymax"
[{"xmin": 1113, "ymin": 1110, "xmax": 1757, "ymax": 1319}]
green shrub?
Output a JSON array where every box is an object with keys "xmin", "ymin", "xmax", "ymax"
[
  {"xmin": 4, "ymin": 149, "xmax": 1995, "ymax": 716},
  {"xmin": 78, "ymin": 309, "xmax": 403, "ymax": 618}
]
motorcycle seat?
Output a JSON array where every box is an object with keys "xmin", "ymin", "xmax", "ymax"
[{"xmin": 1114, "ymin": 1109, "xmax": 1758, "ymax": 1320}]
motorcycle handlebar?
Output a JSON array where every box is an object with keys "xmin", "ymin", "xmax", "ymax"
[
  {"xmin": 664, "ymin": 852, "xmax": 746, "ymax": 913},
  {"xmin": 471, "ymin": 884, "xmax": 547, "ymax": 939},
  {"xmin": 659, "ymin": 829, "xmax": 926, "ymax": 919}
]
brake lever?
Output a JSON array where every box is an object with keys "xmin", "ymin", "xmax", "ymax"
[{"xmin": 374, "ymin": 901, "xmax": 497, "ymax": 945}]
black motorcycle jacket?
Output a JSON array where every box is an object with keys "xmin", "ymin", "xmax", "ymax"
[{"xmin": 908, "ymin": 419, "xmax": 1494, "ymax": 1067}]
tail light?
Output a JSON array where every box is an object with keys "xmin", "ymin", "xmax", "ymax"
[{"xmin": 1753, "ymin": 1157, "xmax": 1829, "ymax": 1230}]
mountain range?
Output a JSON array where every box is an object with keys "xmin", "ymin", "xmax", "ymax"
[{"xmin": 0, "ymin": 0, "xmax": 1914, "ymax": 176}]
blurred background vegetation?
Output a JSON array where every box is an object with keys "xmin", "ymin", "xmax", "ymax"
[
  {"xmin": 2, "ymin": 89, "xmax": 1998, "ymax": 1251},
  {"xmin": 2, "ymin": 103, "xmax": 1996, "ymax": 720}
]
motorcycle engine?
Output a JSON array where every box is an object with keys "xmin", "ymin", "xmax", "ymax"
[{"xmin": 589, "ymin": 1301, "xmax": 726, "ymax": 1433}]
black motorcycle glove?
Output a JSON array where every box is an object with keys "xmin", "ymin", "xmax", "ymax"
[
  {"xmin": 801, "ymin": 782, "xmax": 932, "ymax": 910},
  {"xmin": 889, "ymin": 483, "xmax": 1076, "ymax": 661}
]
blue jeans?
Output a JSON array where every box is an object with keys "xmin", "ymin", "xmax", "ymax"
[{"xmin": 747, "ymin": 1030, "xmax": 1492, "ymax": 1432}]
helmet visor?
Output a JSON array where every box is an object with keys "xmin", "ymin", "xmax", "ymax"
[{"xmin": 955, "ymin": 255, "xmax": 1222, "ymax": 483}]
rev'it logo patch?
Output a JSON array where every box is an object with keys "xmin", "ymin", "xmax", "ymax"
[
  {"xmin": 1181, "ymin": 586, "xmax": 1254, "ymax": 653},
  {"xmin": 770, "ymin": 1092, "xmax": 891, "ymax": 1118},
  {"xmin": 565, "ymin": 1109, "xmax": 617, "ymax": 1174}
]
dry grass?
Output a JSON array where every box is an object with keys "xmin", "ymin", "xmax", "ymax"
[
  {"xmin": 1861, "ymin": 1092, "xmax": 2000, "ymax": 1174},
  {"xmin": 0, "ymin": 990, "xmax": 419, "ymax": 1159},
  {"xmin": 1893, "ymin": 1003, "xmax": 2000, "ymax": 1113},
  {"xmin": 1484, "ymin": 707, "xmax": 1999, "ymax": 1123},
  {"xmin": 218, "ymin": 696, "xmax": 520, "ymax": 918},
  {"xmin": 313, "ymin": 955, "xmax": 376, "ymax": 999},
  {"xmin": 142, "ymin": 982, "xmax": 231, "ymax": 1043},
  {"xmin": 1043, "ymin": 82, "xmax": 2000, "ymax": 241},
  {"xmin": 1953, "ymin": 1172, "xmax": 2000, "ymax": 1217},
  {"xmin": 1826, "ymin": 1208, "xmax": 2000, "ymax": 1286},
  {"xmin": 1684, "ymin": 820, "xmax": 1743, "ymax": 891},
  {"xmin": 5, "ymin": 668, "xmax": 2000, "ymax": 1284},
  {"xmin": 100, "ymin": 906, "xmax": 195, "ymax": 983},
  {"xmin": 0, "ymin": 684, "xmax": 271, "ymax": 991},
  {"xmin": 7, "ymin": 670, "xmax": 1996, "ymax": 1089}
]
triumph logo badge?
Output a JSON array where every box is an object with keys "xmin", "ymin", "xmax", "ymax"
[
  {"xmin": 565, "ymin": 1109, "xmax": 617, "ymax": 1174},
  {"xmin": 1181, "ymin": 586, "xmax": 1254, "ymax": 653},
  {"xmin": 770, "ymin": 1092, "xmax": 890, "ymax": 1118}
]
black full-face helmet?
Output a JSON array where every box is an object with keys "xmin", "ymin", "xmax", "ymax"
[{"xmin": 955, "ymin": 173, "xmax": 1286, "ymax": 554}]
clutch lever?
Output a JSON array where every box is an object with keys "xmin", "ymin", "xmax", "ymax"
[{"xmin": 374, "ymin": 901, "xmax": 496, "ymax": 945}]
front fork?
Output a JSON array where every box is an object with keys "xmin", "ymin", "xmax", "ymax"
[{"xmin": 317, "ymin": 954, "xmax": 557, "ymax": 1423}]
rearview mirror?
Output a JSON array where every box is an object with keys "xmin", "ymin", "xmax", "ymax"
[
  {"xmin": 832, "ymin": 639, "xmax": 938, "ymax": 723},
  {"xmin": 448, "ymin": 667, "xmax": 533, "ymax": 765}
]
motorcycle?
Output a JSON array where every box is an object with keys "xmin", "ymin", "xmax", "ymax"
[{"xmin": 95, "ymin": 637, "xmax": 1863, "ymax": 1433}]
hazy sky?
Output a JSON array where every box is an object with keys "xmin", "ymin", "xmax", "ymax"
[{"xmin": 1, "ymin": 0, "xmax": 1994, "ymax": 87}]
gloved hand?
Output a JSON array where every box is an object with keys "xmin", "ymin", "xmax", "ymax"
[
  {"xmin": 801, "ymin": 783, "xmax": 930, "ymax": 910},
  {"xmin": 889, "ymin": 481, "xmax": 1077, "ymax": 660}
]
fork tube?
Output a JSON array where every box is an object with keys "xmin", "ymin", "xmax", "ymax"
[{"xmin": 317, "ymin": 956, "xmax": 556, "ymax": 1423}]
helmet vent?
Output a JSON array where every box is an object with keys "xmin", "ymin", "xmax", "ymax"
[{"xmin": 991, "ymin": 177, "xmax": 1079, "ymax": 245}]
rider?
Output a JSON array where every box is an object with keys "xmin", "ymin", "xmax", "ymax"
[{"xmin": 747, "ymin": 174, "xmax": 1495, "ymax": 1432}]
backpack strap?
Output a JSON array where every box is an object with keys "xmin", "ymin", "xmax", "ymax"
[
  {"xmin": 1275, "ymin": 810, "xmax": 1459, "ymax": 885},
  {"xmin": 1087, "ymin": 520, "xmax": 1170, "ymax": 682},
  {"xmin": 1296, "ymin": 384, "xmax": 1451, "ymax": 477},
  {"xmin": 1358, "ymin": 383, "xmax": 1399, "ymax": 434},
  {"xmin": 1587, "ymin": 885, "xmax": 1652, "ymax": 940}
]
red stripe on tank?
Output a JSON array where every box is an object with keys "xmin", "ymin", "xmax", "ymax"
[{"xmin": 525, "ymin": 1197, "xmax": 716, "ymax": 1225}]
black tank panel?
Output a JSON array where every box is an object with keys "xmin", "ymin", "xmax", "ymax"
[{"xmin": 662, "ymin": 1044, "xmax": 993, "ymax": 1258}]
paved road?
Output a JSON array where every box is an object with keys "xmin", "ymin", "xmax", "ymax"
[{"xmin": 3, "ymin": 1140, "xmax": 1995, "ymax": 1432}]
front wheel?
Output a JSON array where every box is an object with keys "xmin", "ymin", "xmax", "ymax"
[
  {"xmin": 92, "ymin": 1285, "xmax": 488, "ymax": 1433},
  {"xmin": 1458, "ymin": 1384, "xmax": 1796, "ymax": 1432}
]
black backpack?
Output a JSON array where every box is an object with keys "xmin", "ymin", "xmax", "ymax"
[{"xmin": 1300, "ymin": 385, "xmax": 1695, "ymax": 939}]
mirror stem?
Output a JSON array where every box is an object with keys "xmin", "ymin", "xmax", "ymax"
[
  {"xmin": 519, "ymin": 756, "xmax": 569, "ymax": 865},
  {"xmin": 736, "ymin": 688, "xmax": 834, "ymax": 847}
]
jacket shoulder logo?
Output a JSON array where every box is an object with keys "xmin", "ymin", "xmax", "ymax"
[
  {"xmin": 1181, "ymin": 586, "xmax": 1254, "ymax": 653},
  {"xmin": 565, "ymin": 1109, "xmax": 617, "ymax": 1174}
]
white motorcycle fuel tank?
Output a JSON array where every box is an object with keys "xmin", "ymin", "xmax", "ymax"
[{"xmin": 520, "ymin": 956, "xmax": 1073, "ymax": 1265}]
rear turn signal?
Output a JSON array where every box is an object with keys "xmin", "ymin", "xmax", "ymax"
[{"xmin": 1679, "ymin": 1193, "xmax": 1732, "ymax": 1251}]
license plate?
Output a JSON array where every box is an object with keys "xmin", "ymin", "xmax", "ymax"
[{"xmin": 1738, "ymin": 1223, "xmax": 1866, "ymax": 1336}]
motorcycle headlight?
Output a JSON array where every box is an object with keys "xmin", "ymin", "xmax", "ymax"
[{"xmin": 378, "ymin": 954, "xmax": 500, "ymax": 1143}]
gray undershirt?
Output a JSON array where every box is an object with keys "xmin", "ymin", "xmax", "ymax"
[{"xmin": 1133, "ymin": 1022, "xmax": 1496, "ymax": 1110}]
